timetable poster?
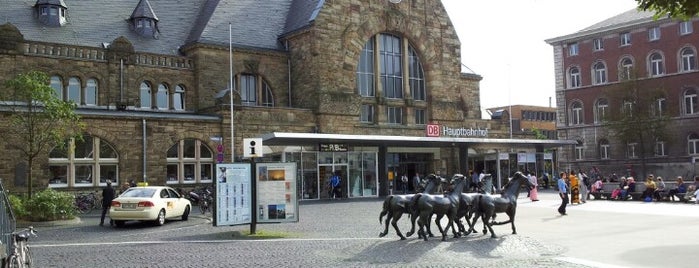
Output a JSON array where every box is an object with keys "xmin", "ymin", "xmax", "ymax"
[
  {"xmin": 214, "ymin": 163, "xmax": 252, "ymax": 226},
  {"xmin": 256, "ymin": 162, "xmax": 298, "ymax": 223}
]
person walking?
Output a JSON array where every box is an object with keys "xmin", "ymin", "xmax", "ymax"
[
  {"xmin": 528, "ymin": 171, "xmax": 539, "ymax": 201},
  {"xmin": 329, "ymin": 170, "xmax": 342, "ymax": 199},
  {"xmin": 557, "ymin": 172, "xmax": 568, "ymax": 215},
  {"xmin": 412, "ymin": 172, "xmax": 421, "ymax": 193},
  {"xmin": 400, "ymin": 173, "xmax": 409, "ymax": 194},
  {"xmin": 99, "ymin": 180, "xmax": 116, "ymax": 226},
  {"xmin": 578, "ymin": 169, "xmax": 589, "ymax": 203}
]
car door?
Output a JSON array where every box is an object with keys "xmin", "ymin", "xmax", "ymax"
[{"xmin": 165, "ymin": 188, "xmax": 185, "ymax": 216}]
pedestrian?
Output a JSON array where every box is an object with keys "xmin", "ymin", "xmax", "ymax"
[
  {"xmin": 412, "ymin": 172, "xmax": 421, "ymax": 193},
  {"xmin": 400, "ymin": 173, "xmax": 408, "ymax": 194},
  {"xmin": 557, "ymin": 172, "xmax": 568, "ymax": 215},
  {"xmin": 528, "ymin": 171, "xmax": 539, "ymax": 201},
  {"xmin": 129, "ymin": 179, "xmax": 137, "ymax": 187},
  {"xmin": 470, "ymin": 170, "xmax": 480, "ymax": 192},
  {"xmin": 329, "ymin": 170, "xmax": 342, "ymax": 199},
  {"xmin": 542, "ymin": 173, "xmax": 550, "ymax": 189},
  {"xmin": 578, "ymin": 169, "xmax": 589, "ymax": 203},
  {"xmin": 99, "ymin": 180, "xmax": 115, "ymax": 226},
  {"xmin": 569, "ymin": 171, "xmax": 580, "ymax": 204}
]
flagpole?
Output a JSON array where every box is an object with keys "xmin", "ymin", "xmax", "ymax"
[{"xmin": 229, "ymin": 22, "xmax": 235, "ymax": 162}]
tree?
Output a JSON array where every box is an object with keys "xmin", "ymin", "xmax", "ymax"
[
  {"xmin": 1, "ymin": 71, "xmax": 84, "ymax": 198},
  {"xmin": 602, "ymin": 76, "xmax": 672, "ymax": 178},
  {"xmin": 636, "ymin": 0, "xmax": 699, "ymax": 20}
]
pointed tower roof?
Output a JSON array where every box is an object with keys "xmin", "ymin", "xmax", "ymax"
[{"xmin": 130, "ymin": 0, "xmax": 159, "ymax": 21}]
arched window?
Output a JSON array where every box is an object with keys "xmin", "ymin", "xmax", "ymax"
[
  {"xmin": 48, "ymin": 135, "xmax": 119, "ymax": 188},
  {"xmin": 173, "ymin": 85, "xmax": 185, "ymax": 110},
  {"xmin": 684, "ymin": 88, "xmax": 698, "ymax": 115},
  {"xmin": 140, "ymin": 81, "xmax": 152, "ymax": 108},
  {"xmin": 569, "ymin": 101, "xmax": 583, "ymax": 125},
  {"xmin": 356, "ymin": 33, "xmax": 427, "ymax": 125},
  {"xmin": 166, "ymin": 139, "xmax": 214, "ymax": 184},
  {"xmin": 649, "ymin": 52, "xmax": 665, "ymax": 76},
  {"xmin": 594, "ymin": 98, "xmax": 608, "ymax": 123},
  {"xmin": 592, "ymin": 62, "xmax": 607, "ymax": 84},
  {"xmin": 599, "ymin": 139, "xmax": 610, "ymax": 159},
  {"xmin": 619, "ymin": 57, "xmax": 634, "ymax": 80},
  {"xmin": 157, "ymin": 83, "xmax": 169, "ymax": 110},
  {"xmin": 688, "ymin": 133, "xmax": 699, "ymax": 155},
  {"xmin": 235, "ymin": 74, "xmax": 274, "ymax": 107},
  {"xmin": 680, "ymin": 47, "xmax": 696, "ymax": 72},
  {"xmin": 50, "ymin": 75, "xmax": 63, "ymax": 99},
  {"xmin": 85, "ymin": 78, "xmax": 98, "ymax": 106},
  {"xmin": 568, "ymin": 67, "xmax": 581, "ymax": 88},
  {"xmin": 67, "ymin": 77, "xmax": 81, "ymax": 104}
]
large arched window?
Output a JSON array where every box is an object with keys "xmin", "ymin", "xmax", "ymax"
[
  {"xmin": 684, "ymin": 88, "xmax": 698, "ymax": 115},
  {"xmin": 166, "ymin": 139, "xmax": 214, "ymax": 184},
  {"xmin": 689, "ymin": 133, "xmax": 699, "ymax": 155},
  {"xmin": 356, "ymin": 33, "xmax": 427, "ymax": 125},
  {"xmin": 619, "ymin": 57, "xmax": 634, "ymax": 80},
  {"xmin": 85, "ymin": 78, "xmax": 98, "ymax": 106},
  {"xmin": 649, "ymin": 52, "xmax": 665, "ymax": 76},
  {"xmin": 67, "ymin": 77, "xmax": 81, "ymax": 104},
  {"xmin": 568, "ymin": 67, "xmax": 581, "ymax": 88},
  {"xmin": 50, "ymin": 75, "xmax": 63, "ymax": 99},
  {"xmin": 48, "ymin": 135, "xmax": 119, "ymax": 188},
  {"xmin": 157, "ymin": 83, "xmax": 169, "ymax": 110},
  {"xmin": 592, "ymin": 61, "xmax": 607, "ymax": 84},
  {"xmin": 594, "ymin": 98, "xmax": 608, "ymax": 123},
  {"xmin": 235, "ymin": 74, "xmax": 274, "ymax": 107},
  {"xmin": 173, "ymin": 85, "xmax": 185, "ymax": 110},
  {"xmin": 680, "ymin": 47, "xmax": 696, "ymax": 72},
  {"xmin": 569, "ymin": 101, "xmax": 583, "ymax": 125},
  {"xmin": 140, "ymin": 81, "xmax": 152, "ymax": 108}
]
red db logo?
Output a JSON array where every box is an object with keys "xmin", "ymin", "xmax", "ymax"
[{"xmin": 426, "ymin": 124, "xmax": 440, "ymax": 137}]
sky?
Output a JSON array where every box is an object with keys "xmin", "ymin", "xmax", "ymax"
[{"xmin": 441, "ymin": 0, "xmax": 640, "ymax": 118}]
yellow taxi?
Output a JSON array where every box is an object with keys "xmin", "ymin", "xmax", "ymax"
[{"xmin": 109, "ymin": 186, "xmax": 191, "ymax": 227}]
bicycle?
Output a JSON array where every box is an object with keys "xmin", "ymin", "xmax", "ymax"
[
  {"xmin": 188, "ymin": 186, "xmax": 214, "ymax": 214},
  {"xmin": 74, "ymin": 192, "xmax": 98, "ymax": 214},
  {"xmin": 4, "ymin": 226, "xmax": 37, "ymax": 268}
]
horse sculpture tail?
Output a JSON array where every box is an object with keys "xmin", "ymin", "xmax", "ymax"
[
  {"xmin": 410, "ymin": 193, "xmax": 423, "ymax": 216},
  {"xmin": 379, "ymin": 195, "xmax": 392, "ymax": 223}
]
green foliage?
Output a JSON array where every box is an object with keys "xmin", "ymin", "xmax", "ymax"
[
  {"xmin": 22, "ymin": 188, "xmax": 76, "ymax": 221},
  {"xmin": 8, "ymin": 194, "xmax": 27, "ymax": 219},
  {"xmin": 637, "ymin": 0, "xmax": 699, "ymax": 20}
]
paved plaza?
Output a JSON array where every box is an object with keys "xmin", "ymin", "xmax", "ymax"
[{"xmin": 25, "ymin": 190, "xmax": 699, "ymax": 267}]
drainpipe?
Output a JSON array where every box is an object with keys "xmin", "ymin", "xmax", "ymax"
[
  {"xmin": 285, "ymin": 40, "xmax": 291, "ymax": 107},
  {"xmin": 142, "ymin": 118, "xmax": 147, "ymax": 183}
]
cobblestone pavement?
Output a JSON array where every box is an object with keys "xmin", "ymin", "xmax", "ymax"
[{"xmin": 26, "ymin": 190, "xmax": 699, "ymax": 267}]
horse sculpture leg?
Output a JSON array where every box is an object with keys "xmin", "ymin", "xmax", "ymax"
[
  {"xmin": 379, "ymin": 210, "xmax": 392, "ymax": 237},
  {"xmin": 390, "ymin": 211, "xmax": 407, "ymax": 240}
]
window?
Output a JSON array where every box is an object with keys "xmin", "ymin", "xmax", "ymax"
[
  {"xmin": 595, "ymin": 98, "xmax": 608, "ymax": 123},
  {"xmin": 680, "ymin": 47, "xmax": 696, "ymax": 72},
  {"xmin": 173, "ymin": 85, "xmax": 185, "ymax": 110},
  {"xmin": 655, "ymin": 139, "xmax": 666, "ymax": 156},
  {"xmin": 599, "ymin": 139, "xmax": 610, "ymax": 159},
  {"xmin": 166, "ymin": 139, "xmax": 214, "ymax": 184},
  {"xmin": 67, "ymin": 77, "xmax": 81, "ymax": 104},
  {"xmin": 680, "ymin": 21, "xmax": 693, "ymax": 35},
  {"xmin": 408, "ymin": 46, "xmax": 426, "ymax": 101},
  {"xmin": 414, "ymin": 109, "xmax": 426, "ymax": 125},
  {"xmin": 568, "ymin": 43, "xmax": 579, "ymax": 56},
  {"xmin": 689, "ymin": 133, "xmax": 699, "ymax": 155},
  {"xmin": 50, "ymin": 75, "xmax": 63, "ymax": 99},
  {"xmin": 620, "ymin": 32, "xmax": 631, "ymax": 46},
  {"xmin": 380, "ymin": 34, "xmax": 403, "ymax": 99},
  {"xmin": 357, "ymin": 38, "xmax": 375, "ymax": 97},
  {"xmin": 140, "ymin": 81, "xmax": 152, "ymax": 108},
  {"xmin": 575, "ymin": 141, "xmax": 584, "ymax": 160},
  {"xmin": 568, "ymin": 67, "xmax": 581, "ymax": 88},
  {"xmin": 236, "ymin": 74, "xmax": 274, "ymax": 107},
  {"xmin": 649, "ymin": 52, "xmax": 664, "ymax": 76},
  {"xmin": 593, "ymin": 62, "xmax": 607, "ymax": 84},
  {"xmin": 85, "ymin": 78, "xmax": 98, "ymax": 106},
  {"xmin": 684, "ymin": 89, "xmax": 698, "ymax": 115},
  {"xmin": 619, "ymin": 57, "xmax": 634, "ymax": 80},
  {"xmin": 623, "ymin": 100, "xmax": 634, "ymax": 117},
  {"xmin": 48, "ymin": 135, "xmax": 119, "ymax": 188},
  {"xmin": 627, "ymin": 143, "xmax": 638, "ymax": 158},
  {"xmin": 570, "ymin": 101, "xmax": 583, "ymax": 125},
  {"xmin": 360, "ymin": 104, "xmax": 374, "ymax": 123},
  {"xmin": 652, "ymin": 98, "xmax": 666, "ymax": 117},
  {"xmin": 386, "ymin": 106, "xmax": 402, "ymax": 124},
  {"xmin": 157, "ymin": 84, "xmax": 169, "ymax": 110},
  {"xmin": 593, "ymin": 38, "xmax": 604, "ymax": 51},
  {"xmin": 648, "ymin": 27, "xmax": 661, "ymax": 41}
]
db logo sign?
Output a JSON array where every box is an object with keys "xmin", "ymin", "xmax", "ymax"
[{"xmin": 426, "ymin": 124, "xmax": 440, "ymax": 137}]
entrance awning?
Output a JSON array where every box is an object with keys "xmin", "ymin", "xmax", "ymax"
[{"xmin": 260, "ymin": 132, "xmax": 577, "ymax": 148}]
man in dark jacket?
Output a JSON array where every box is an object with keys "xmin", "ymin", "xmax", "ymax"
[{"xmin": 100, "ymin": 180, "xmax": 116, "ymax": 226}]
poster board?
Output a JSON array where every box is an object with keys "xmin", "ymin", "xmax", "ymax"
[
  {"xmin": 256, "ymin": 162, "xmax": 299, "ymax": 223},
  {"xmin": 214, "ymin": 163, "xmax": 252, "ymax": 226}
]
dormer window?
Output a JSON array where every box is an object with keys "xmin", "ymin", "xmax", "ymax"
[
  {"xmin": 34, "ymin": 0, "xmax": 67, "ymax": 27},
  {"xmin": 130, "ymin": 0, "xmax": 160, "ymax": 39}
]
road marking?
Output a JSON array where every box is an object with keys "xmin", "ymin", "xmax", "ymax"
[
  {"xmin": 555, "ymin": 256, "xmax": 629, "ymax": 268},
  {"xmin": 32, "ymin": 237, "xmax": 390, "ymax": 248}
]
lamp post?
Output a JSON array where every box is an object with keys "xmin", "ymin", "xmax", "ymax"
[{"xmin": 229, "ymin": 22, "xmax": 235, "ymax": 163}]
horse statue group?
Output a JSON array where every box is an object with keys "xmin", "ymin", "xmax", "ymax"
[{"xmin": 378, "ymin": 171, "xmax": 534, "ymax": 241}]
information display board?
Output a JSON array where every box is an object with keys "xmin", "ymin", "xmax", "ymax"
[
  {"xmin": 256, "ymin": 162, "xmax": 298, "ymax": 223},
  {"xmin": 214, "ymin": 163, "xmax": 252, "ymax": 226}
]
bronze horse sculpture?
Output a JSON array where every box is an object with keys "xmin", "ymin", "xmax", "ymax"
[
  {"xmin": 410, "ymin": 174, "xmax": 467, "ymax": 241},
  {"xmin": 378, "ymin": 174, "xmax": 444, "ymax": 240},
  {"xmin": 454, "ymin": 174, "xmax": 493, "ymax": 236},
  {"xmin": 472, "ymin": 171, "xmax": 534, "ymax": 238}
]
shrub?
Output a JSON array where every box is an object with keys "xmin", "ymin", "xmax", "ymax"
[
  {"xmin": 8, "ymin": 194, "xmax": 28, "ymax": 219},
  {"xmin": 23, "ymin": 188, "xmax": 76, "ymax": 221}
]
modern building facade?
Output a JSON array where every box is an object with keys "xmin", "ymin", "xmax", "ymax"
[
  {"xmin": 547, "ymin": 9, "xmax": 699, "ymax": 179},
  {"xmin": 486, "ymin": 105, "xmax": 557, "ymax": 140},
  {"xmin": 1, "ymin": 0, "xmax": 571, "ymax": 199}
]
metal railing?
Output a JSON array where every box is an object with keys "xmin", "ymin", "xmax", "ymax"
[{"xmin": 0, "ymin": 178, "xmax": 16, "ymax": 258}]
